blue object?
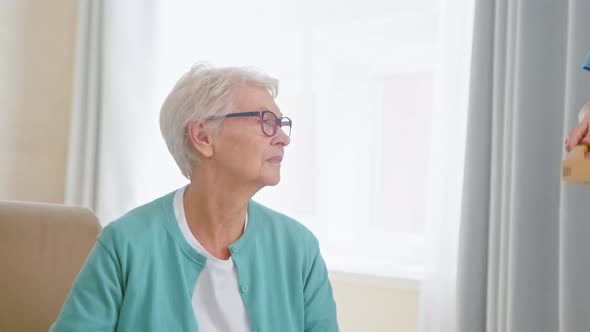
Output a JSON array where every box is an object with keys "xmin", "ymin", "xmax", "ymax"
[{"xmin": 584, "ymin": 51, "xmax": 590, "ymax": 71}]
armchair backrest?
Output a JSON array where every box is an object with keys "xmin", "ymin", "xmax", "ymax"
[{"xmin": 0, "ymin": 201, "xmax": 101, "ymax": 332}]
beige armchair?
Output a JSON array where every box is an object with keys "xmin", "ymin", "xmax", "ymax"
[{"xmin": 0, "ymin": 201, "xmax": 101, "ymax": 332}]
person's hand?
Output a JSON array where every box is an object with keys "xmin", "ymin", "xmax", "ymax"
[{"xmin": 565, "ymin": 101, "xmax": 590, "ymax": 156}]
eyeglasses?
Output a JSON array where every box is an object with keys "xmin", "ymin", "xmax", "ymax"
[{"xmin": 208, "ymin": 110, "xmax": 292, "ymax": 137}]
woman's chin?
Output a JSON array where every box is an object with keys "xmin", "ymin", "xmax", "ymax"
[
  {"xmin": 260, "ymin": 170, "xmax": 281, "ymax": 186},
  {"xmin": 265, "ymin": 176, "xmax": 281, "ymax": 186}
]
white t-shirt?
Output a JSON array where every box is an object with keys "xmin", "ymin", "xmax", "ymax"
[{"xmin": 173, "ymin": 186, "xmax": 250, "ymax": 332}]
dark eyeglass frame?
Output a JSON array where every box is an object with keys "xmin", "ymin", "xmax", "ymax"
[{"xmin": 207, "ymin": 110, "xmax": 292, "ymax": 137}]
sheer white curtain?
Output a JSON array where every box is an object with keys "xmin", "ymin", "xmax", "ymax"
[
  {"xmin": 65, "ymin": 0, "xmax": 104, "ymax": 208},
  {"xmin": 418, "ymin": 0, "xmax": 474, "ymax": 330},
  {"xmin": 67, "ymin": 0, "xmax": 474, "ymax": 329}
]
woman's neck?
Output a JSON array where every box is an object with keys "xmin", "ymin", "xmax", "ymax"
[{"xmin": 182, "ymin": 176, "xmax": 253, "ymax": 259}]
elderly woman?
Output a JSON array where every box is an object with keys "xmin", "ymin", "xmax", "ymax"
[{"xmin": 50, "ymin": 64, "xmax": 339, "ymax": 332}]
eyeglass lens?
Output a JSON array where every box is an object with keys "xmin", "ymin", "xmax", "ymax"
[{"xmin": 262, "ymin": 111, "xmax": 291, "ymax": 137}]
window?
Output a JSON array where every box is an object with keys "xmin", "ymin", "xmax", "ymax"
[{"xmin": 96, "ymin": 0, "xmax": 473, "ymax": 281}]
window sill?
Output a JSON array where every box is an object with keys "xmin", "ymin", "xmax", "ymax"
[{"xmin": 328, "ymin": 269, "xmax": 420, "ymax": 291}]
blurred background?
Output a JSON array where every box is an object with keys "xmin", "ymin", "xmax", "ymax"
[{"xmin": 4, "ymin": 0, "xmax": 590, "ymax": 331}]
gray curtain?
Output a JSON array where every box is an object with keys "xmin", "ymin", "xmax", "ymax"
[{"xmin": 457, "ymin": 0, "xmax": 590, "ymax": 331}]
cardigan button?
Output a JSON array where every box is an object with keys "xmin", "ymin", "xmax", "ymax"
[
  {"xmin": 241, "ymin": 285, "xmax": 249, "ymax": 293},
  {"xmin": 231, "ymin": 247, "xmax": 238, "ymax": 254}
]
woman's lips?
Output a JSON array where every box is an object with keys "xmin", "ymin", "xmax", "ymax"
[{"xmin": 268, "ymin": 156, "xmax": 283, "ymax": 163}]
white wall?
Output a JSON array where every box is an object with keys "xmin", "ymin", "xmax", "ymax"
[
  {"xmin": 0, "ymin": 0, "xmax": 77, "ymax": 203},
  {"xmin": 331, "ymin": 272, "xmax": 419, "ymax": 332},
  {"xmin": 0, "ymin": 1, "xmax": 420, "ymax": 330}
]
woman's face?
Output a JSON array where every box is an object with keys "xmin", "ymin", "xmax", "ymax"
[{"xmin": 212, "ymin": 83, "xmax": 290, "ymax": 188}]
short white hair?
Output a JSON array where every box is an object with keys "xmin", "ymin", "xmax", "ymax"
[{"xmin": 160, "ymin": 62, "xmax": 279, "ymax": 179}]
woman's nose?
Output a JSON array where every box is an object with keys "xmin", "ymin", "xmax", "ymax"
[{"xmin": 273, "ymin": 128, "xmax": 290, "ymax": 146}]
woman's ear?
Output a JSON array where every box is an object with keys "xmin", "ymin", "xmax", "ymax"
[{"xmin": 187, "ymin": 120, "xmax": 214, "ymax": 158}]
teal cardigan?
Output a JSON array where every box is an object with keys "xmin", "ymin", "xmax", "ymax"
[{"xmin": 50, "ymin": 191, "xmax": 339, "ymax": 332}]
